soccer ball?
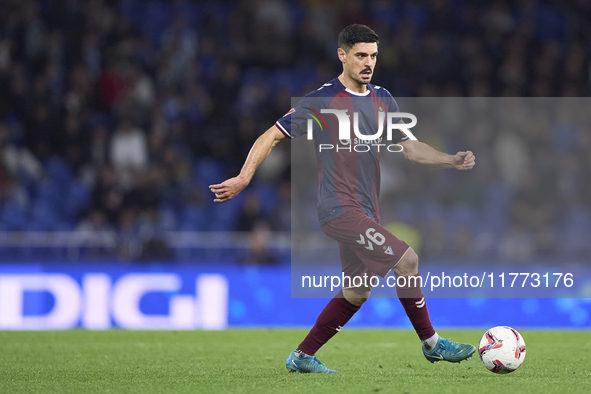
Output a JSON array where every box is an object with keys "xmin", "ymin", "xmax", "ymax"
[{"xmin": 478, "ymin": 326, "xmax": 526, "ymax": 374}]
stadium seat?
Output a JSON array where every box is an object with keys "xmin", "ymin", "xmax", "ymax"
[
  {"xmin": 45, "ymin": 157, "xmax": 73, "ymax": 188},
  {"xmin": 36, "ymin": 179, "xmax": 62, "ymax": 211},
  {"xmin": 64, "ymin": 181, "xmax": 91, "ymax": 219},
  {"xmin": 0, "ymin": 201, "xmax": 28, "ymax": 231},
  {"xmin": 181, "ymin": 205, "xmax": 212, "ymax": 231},
  {"xmin": 210, "ymin": 193, "xmax": 244, "ymax": 231},
  {"xmin": 194, "ymin": 158, "xmax": 226, "ymax": 190},
  {"xmin": 254, "ymin": 182, "xmax": 278, "ymax": 215},
  {"xmin": 29, "ymin": 201, "xmax": 67, "ymax": 231}
]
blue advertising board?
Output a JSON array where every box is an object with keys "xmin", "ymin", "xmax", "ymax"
[{"xmin": 0, "ymin": 263, "xmax": 589, "ymax": 330}]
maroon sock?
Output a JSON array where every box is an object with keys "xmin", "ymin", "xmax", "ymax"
[
  {"xmin": 396, "ymin": 272, "xmax": 436, "ymax": 341},
  {"xmin": 298, "ymin": 291, "xmax": 360, "ymax": 356}
]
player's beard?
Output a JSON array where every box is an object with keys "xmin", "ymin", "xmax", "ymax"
[{"xmin": 352, "ymin": 68, "xmax": 372, "ymax": 86}]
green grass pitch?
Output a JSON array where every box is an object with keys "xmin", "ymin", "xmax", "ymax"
[{"xmin": 1, "ymin": 329, "xmax": 589, "ymax": 393}]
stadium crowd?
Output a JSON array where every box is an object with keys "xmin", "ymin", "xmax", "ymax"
[{"xmin": 0, "ymin": 0, "xmax": 590, "ymax": 262}]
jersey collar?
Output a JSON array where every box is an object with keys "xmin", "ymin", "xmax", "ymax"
[
  {"xmin": 345, "ymin": 87, "xmax": 371, "ymax": 96},
  {"xmin": 335, "ymin": 77, "xmax": 372, "ymax": 96}
]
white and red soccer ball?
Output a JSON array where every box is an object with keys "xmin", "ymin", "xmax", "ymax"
[{"xmin": 479, "ymin": 326, "xmax": 526, "ymax": 374}]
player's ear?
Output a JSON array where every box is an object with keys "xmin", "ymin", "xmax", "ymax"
[{"xmin": 337, "ymin": 47, "xmax": 346, "ymax": 63}]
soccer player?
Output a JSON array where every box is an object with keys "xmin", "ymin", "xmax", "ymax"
[{"xmin": 210, "ymin": 24, "xmax": 476, "ymax": 373}]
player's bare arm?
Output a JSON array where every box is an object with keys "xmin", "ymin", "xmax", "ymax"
[
  {"xmin": 399, "ymin": 139, "xmax": 475, "ymax": 170},
  {"xmin": 209, "ymin": 125, "xmax": 286, "ymax": 203}
]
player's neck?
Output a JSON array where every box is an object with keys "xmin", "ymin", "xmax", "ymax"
[{"xmin": 338, "ymin": 73, "xmax": 368, "ymax": 94}]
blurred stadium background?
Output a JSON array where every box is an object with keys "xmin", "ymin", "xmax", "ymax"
[{"xmin": 0, "ymin": 0, "xmax": 590, "ymax": 330}]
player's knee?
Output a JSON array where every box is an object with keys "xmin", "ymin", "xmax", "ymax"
[
  {"xmin": 394, "ymin": 248, "xmax": 419, "ymax": 276},
  {"xmin": 342, "ymin": 288, "xmax": 371, "ymax": 307}
]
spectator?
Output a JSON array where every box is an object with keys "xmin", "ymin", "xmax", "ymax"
[
  {"xmin": 92, "ymin": 165, "xmax": 124, "ymax": 225},
  {"xmin": 116, "ymin": 207, "xmax": 141, "ymax": 261},
  {"xmin": 237, "ymin": 191, "xmax": 266, "ymax": 232},
  {"xmin": 0, "ymin": 0, "xmax": 589, "ymax": 263},
  {"xmin": 243, "ymin": 221, "xmax": 279, "ymax": 265},
  {"xmin": 109, "ymin": 118, "xmax": 148, "ymax": 188},
  {"xmin": 74, "ymin": 209, "xmax": 115, "ymax": 258}
]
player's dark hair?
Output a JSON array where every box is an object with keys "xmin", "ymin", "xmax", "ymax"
[{"xmin": 338, "ymin": 24, "xmax": 379, "ymax": 52}]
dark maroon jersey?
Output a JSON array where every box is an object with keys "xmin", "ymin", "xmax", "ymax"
[{"xmin": 276, "ymin": 77, "xmax": 408, "ymax": 225}]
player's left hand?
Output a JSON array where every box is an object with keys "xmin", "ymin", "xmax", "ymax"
[{"xmin": 452, "ymin": 151, "xmax": 475, "ymax": 170}]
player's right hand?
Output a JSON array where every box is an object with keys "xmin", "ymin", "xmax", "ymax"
[{"xmin": 209, "ymin": 175, "xmax": 249, "ymax": 203}]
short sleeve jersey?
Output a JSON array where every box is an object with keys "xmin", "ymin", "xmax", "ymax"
[{"xmin": 276, "ymin": 77, "xmax": 407, "ymax": 226}]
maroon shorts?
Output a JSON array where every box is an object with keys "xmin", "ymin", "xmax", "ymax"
[{"xmin": 321, "ymin": 210, "xmax": 411, "ymax": 284}]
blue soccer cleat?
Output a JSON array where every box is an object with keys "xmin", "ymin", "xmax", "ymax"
[
  {"xmin": 422, "ymin": 337, "xmax": 476, "ymax": 363},
  {"xmin": 286, "ymin": 351, "xmax": 340, "ymax": 373}
]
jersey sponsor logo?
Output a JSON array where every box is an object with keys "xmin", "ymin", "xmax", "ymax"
[
  {"xmin": 384, "ymin": 246, "xmax": 395, "ymax": 255},
  {"xmin": 304, "ymin": 107, "xmax": 328, "ymax": 131}
]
